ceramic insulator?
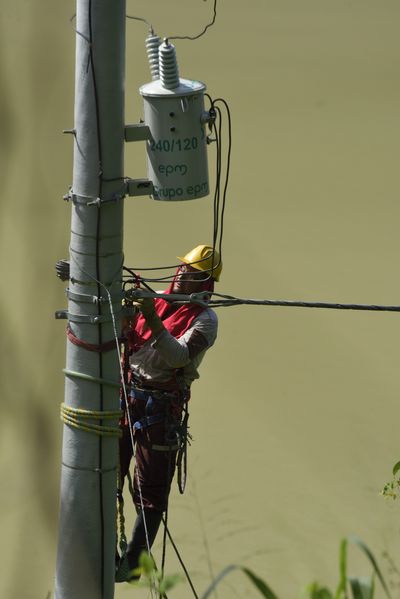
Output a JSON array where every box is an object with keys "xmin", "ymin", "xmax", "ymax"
[
  {"xmin": 159, "ymin": 41, "xmax": 180, "ymax": 89},
  {"xmin": 145, "ymin": 33, "xmax": 161, "ymax": 80}
]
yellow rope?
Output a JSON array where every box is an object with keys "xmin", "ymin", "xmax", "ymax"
[
  {"xmin": 60, "ymin": 403, "xmax": 123, "ymax": 438},
  {"xmin": 116, "ymin": 469, "xmax": 128, "ymax": 557}
]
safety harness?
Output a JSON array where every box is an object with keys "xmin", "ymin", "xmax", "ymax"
[{"xmin": 124, "ymin": 376, "xmax": 191, "ymax": 492}]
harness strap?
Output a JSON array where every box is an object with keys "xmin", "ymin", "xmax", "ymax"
[
  {"xmin": 152, "ymin": 443, "xmax": 180, "ymax": 452},
  {"xmin": 133, "ymin": 413, "xmax": 165, "ymax": 430},
  {"xmin": 177, "ymin": 403, "xmax": 190, "ymax": 494}
]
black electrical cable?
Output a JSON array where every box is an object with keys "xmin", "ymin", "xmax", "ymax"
[
  {"xmin": 126, "ymin": 14, "xmax": 153, "ymax": 32},
  {"xmin": 168, "ymin": 0, "xmax": 218, "ymax": 41},
  {"xmin": 87, "ymin": 2, "xmax": 106, "ymax": 593},
  {"xmin": 212, "ymin": 98, "xmax": 232, "ymax": 262},
  {"xmin": 161, "ymin": 517, "xmax": 200, "ymax": 599},
  {"xmin": 122, "ymin": 266, "xmax": 156, "ymax": 292},
  {"xmin": 211, "ymin": 105, "xmax": 222, "ymax": 270}
]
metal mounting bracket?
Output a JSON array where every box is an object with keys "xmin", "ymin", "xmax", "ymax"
[
  {"xmin": 54, "ymin": 310, "xmax": 120, "ymax": 324},
  {"xmin": 124, "ymin": 123, "xmax": 152, "ymax": 142},
  {"xmin": 126, "ymin": 178, "xmax": 154, "ymax": 197},
  {"xmin": 55, "ymin": 310, "xmax": 68, "ymax": 320}
]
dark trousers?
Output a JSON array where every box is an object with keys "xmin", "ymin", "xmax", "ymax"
[
  {"xmin": 119, "ymin": 395, "xmax": 182, "ymax": 512},
  {"xmin": 119, "ymin": 395, "xmax": 182, "ymax": 570}
]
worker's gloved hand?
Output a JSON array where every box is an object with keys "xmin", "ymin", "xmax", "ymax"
[{"xmin": 133, "ymin": 297, "xmax": 157, "ymax": 320}]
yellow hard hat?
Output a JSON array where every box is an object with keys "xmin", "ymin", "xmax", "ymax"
[{"xmin": 177, "ymin": 245, "xmax": 222, "ymax": 281}]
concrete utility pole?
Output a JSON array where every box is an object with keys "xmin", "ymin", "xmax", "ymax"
[{"xmin": 55, "ymin": 1, "xmax": 126, "ymax": 598}]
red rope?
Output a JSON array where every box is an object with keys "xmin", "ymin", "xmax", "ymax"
[{"xmin": 66, "ymin": 326, "xmax": 122, "ymax": 353}]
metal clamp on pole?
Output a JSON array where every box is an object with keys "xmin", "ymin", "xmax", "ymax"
[
  {"xmin": 54, "ymin": 311, "xmax": 121, "ymax": 324},
  {"xmin": 66, "ymin": 289, "xmax": 124, "ymax": 304}
]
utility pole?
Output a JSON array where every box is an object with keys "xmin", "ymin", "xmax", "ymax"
[{"xmin": 55, "ymin": 1, "xmax": 126, "ymax": 598}]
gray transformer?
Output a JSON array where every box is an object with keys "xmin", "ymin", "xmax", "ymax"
[{"xmin": 140, "ymin": 78, "xmax": 209, "ymax": 202}]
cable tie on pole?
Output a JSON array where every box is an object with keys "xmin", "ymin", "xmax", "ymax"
[
  {"xmin": 87, "ymin": 189, "xmax": 126, "ymax": 206},
  {"xmin": 66, "ymin": 289, "xmax": 103, "ymax": 303},
  {"xmin": 87, "ymin": 197, "xmax": 102, "ymax": 207},
  {"xmin": 63, "ymin": 368, "xmax": 120, "ymax": 388},
  {"xmin": 62, "ymin": 461, "xmax": 118, "ymax": 474},
  {"xmin": 70, "ymin": 246, "xmax": 123, "ymax": 259},
  {"xmin": 70, "ymin": 277, "xmax": 122, "ymax": 287},
  {"xmin": 65, "ymin": 311, "xmax": 122, "ymax": 324}
]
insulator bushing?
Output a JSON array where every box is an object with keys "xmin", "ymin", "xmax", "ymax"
[
  {"xmin": 159, "ymin": 41, "xmax": 180, "ymax": 89},
  {"xmin": 55, "ymin": 259, "xmax": 70, "ymax": 281},
  {"xmin": 145, "ymin": 33, "xmax": 161, "ymax": 80}
]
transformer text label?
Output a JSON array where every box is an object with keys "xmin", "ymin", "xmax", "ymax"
[
  {"xmin": 154, "ymin": 181, "xmax": 209, "ymax": 200},
  {"xmin": 150, "ymin": 137, "xmax": 199, "ymax": 153},
  {"xmin": 158, "ymin": 163, "xmax": 188, "ymax": 177}
]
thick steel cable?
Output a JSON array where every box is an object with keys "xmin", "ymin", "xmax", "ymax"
[
  {"xmin": 123, "ymin": 286, "xmax": 400, "ymax": 314},
  {"xmin": 207, "ymin": 294, "xmax": 400, "ymax": 312}
]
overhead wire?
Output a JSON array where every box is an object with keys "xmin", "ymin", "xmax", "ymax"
[
  {"xmin": 126, "ymin": 14, "xmax": 154, "ymax": 32},
  {"xmin": 168, "ymin": 0, "xmax": 218, "ymax": 41},
  {"xmin": 206, "ymin": 293, "xmax": 400, "ymax": 313}
]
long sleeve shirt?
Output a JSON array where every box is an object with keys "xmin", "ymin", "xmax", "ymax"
[{"xmin": 129, "ymin": 307, "xmax": 218, "ymax": 388}]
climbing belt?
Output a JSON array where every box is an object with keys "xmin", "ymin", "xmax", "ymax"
[
  {"xmin": 60, "ymin": 403, "xmax": 122, "ymax": 438},
  {"xmin": 63, "ymin": 368, "xmax": 120, "ymax": 388}
]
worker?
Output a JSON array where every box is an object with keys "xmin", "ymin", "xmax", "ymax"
[{"xmin": 116, "ymin": 244, "xmax": 222, "ymax": 582}]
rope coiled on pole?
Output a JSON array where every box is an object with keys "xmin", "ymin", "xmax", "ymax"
[{"xmin": 60, "ymin": 403, "xmax": 123, "ymax": 438}]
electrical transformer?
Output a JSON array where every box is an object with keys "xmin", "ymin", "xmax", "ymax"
[{"xmin": 140, "ymin": 39, "xmax": 210, "ymax": 201}]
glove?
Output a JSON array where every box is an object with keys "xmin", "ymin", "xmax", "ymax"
[{"xmin": 132, "ymin": 297, "xmax": 157, "ymax": 320}]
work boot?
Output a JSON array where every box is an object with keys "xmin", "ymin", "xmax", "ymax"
[
  {"xmin": 126, "ymin": 508, "xmax": 163, "ymax": 579},
  {"xmin": 115, "ymin": 554, "xmax": 131, "ymax": 583}
]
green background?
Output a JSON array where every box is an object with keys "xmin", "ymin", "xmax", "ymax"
[{"xmin": 1, "ymin": 1, "xmax": 400, "ymax": 597}]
